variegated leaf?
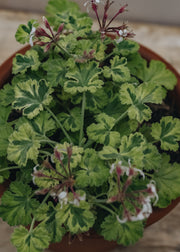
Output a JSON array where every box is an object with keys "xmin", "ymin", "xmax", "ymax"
[
  {"xmin": 7, "ymin": 123, "xmax": 40, "ymax": 166},
  {"xmin": 87, "ymin": 113, "xmax": 120, "ymax": 147},
  {"xmin": 76, "ymin": 148, "xmax": 109, "ymax": 187},
  {"xmin": 12, "ymin": 50, "xmax": 40, "ymax": 74},
  {"xmin": 151, "ymin": 116, "xmax": 180, "ymax": 151},
  {"xmin": 13, "ymin": 79, "xmax": 53, "ymax": 119},
  {"xmin": 64, "ymin": 61, "xmax": 103, "ymax": 94},
  {"xmin": 103, "ymin": 56, "xmax": 130, "ymax": 83},
  {"xmin": 120, "ymin": 82, "xmax": 166, "ymax": 123}
]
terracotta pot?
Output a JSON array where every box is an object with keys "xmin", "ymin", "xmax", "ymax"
[{"xmin": 0, "ymin": 44, "xmax": 180, "ymax": 252}]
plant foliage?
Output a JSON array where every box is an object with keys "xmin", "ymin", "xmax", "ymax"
[{"xmin": 0, "ymin": 0, "xmax": 180, "ymax": 251}]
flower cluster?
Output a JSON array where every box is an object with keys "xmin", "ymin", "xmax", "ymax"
[
  {"xmin": 108, "ymin": 160, "xmax": 159, "ymax": 223},
  {"xmin": 32, "ymin": 146, "xmax": 86, "ymax": 207},
  {"xmin": 32, "ymin": 16, "xmax": 64, "ymax": 52},
  {"xmin": 84, "ymin": 0, "xmax": 135, "ymax": 40}
]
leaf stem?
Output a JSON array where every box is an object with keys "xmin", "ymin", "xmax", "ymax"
[
  {"xmin": 95, "ymin": 203, "xmax": 116, "ymax": 216},
  {"xmin": 111, "ymin": 111, "xmax": 128, "ymax": 131},
  {"xmin": 54, "ymin": 42, "xmax": 71, "ymax": 57},
  {"xmin": 0, "ymin": 166, "xmax": 19, "ymax": 172},
  {"xmin": 45, "ymin": 106, "xmax": 73, "ymax": 144},
  {"xmin": 29, "ymin": 193, "xmax": 50, "ymax": 233},
  {"xmin": 40, "ymin": 139, "xmax": 58, "ymax": 146},
  {"xmin": 39, "ymin": 150, "xmax": 52, "ymax": 157},
  {"xmin": 79, "ymin": 92, "xmax": 86, "ymax": 147}
]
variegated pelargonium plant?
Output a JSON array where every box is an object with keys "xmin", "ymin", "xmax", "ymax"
[{"xmin": 0, "ymin": 0, "xmax": 180, "ymax": 251}]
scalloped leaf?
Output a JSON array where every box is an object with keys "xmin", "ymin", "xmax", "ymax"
[
  {"xmin": 16, "ymin": 111, "xmax": 56, "ymax": 136},
  {"xmin": 0, "ymin": 106, "xmax": 11, "ymax": 125},
  {"xmin": 153, "ymin": 154, "xmax": 180, "ymax": 208},
  {"xmin": 12, "ymin": 50, "xmax": 40, "ymax": 74},
  {"xmin": 57, "ymin": 107, "xmax": 81, "ymax": 132},
  {"xmin": 151, "ymin": 116, "xmax": 180, "ymax": 151},
  {"xmin": 0, "ymin": 124, "xmax": 13, "ymax": 156},
  {"xmin": 87, "ymin": 113, "xmax": 120, "ymax": 147},
  {"xmin": 13, "ymin": 79, "xmax": 53, "ymax": 119},
  {"xmin": 103, "ymin": 56, "xmax": 130, "ymax": 83},
  {"xmin": 58, "ymin": 201, "xmax": 95, "ymax": 234},
  {"xmin": 132, "ymin": 59, "xmax": 177, "ymax": 90},
  {"xmin": 30, "ymin": 111, "xmax": 56, "ymax": 136},
  {"xmin": 0, "ymin": 181, "xmax": 39, "ymax": 226},
  {"xmin": 0, "ymin": 84, "xmax": 15, "ymax": 106},
  {"xmin": 142, "ymin": 144, "xmax": 161, "ymax": 171},
  {"xmin": 11, "ymin": 225, "xmax": 50, "ymax": 252},
  {"xmin": 54, "ymin": 12, "xmax": 92, "ymax": 37},
  {"xmin": 120, "ymin": 82, "xmax": 166, "ymax": 123},
  {"xmin": 113, "ymin": 39, "xmax": 140, "ymax": 56},
  {"xmin": 46, "ymin": 0, "xmax": 80, "ymax": 16},
  {"xmin": 76, "ymin": 148, "xmax": 109, "ymax": 187},
  {"xmin": 101, "ymin": 215, "xmax": 143, "ymax": 246},
  {"xmin": 104, "ymin": 95, "xmax": 129, "ymax": 119},
  {"xmin": 99, "ymin": 133, "xmax": 146, "ymax": 168},
  {"xmin": 38, "ymin": 202, "xmax": 65, "ymax": 243},
  {"xmin": 85, "ymin": 88, "xmax": 109, "ymax": 112},
  {"xmin": 119, "ymin": 133, "xmax": 146, "ymax": 167},
  {"xmin": 64, "ymin": 61, "xmax": 103, "ymax": 94},
  {"xmin": 42, "ymin": 58, "xmax": 67, "ymax": 87},
  {"xmin": 15, "ymin": 19, "xmax": 38, "ymax": 44},
  {"xmin": 7, "ymin": 123, "xmax": 40, "ymax": 166}
]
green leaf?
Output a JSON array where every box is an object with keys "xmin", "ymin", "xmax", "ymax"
[
  {"xmin": 15, "ymin": 19, "xmax": 38, "ymax": 44},
  {"xmin": 16, "ymin": 111, "xmax": 56, "ymax": 136},
  {"xmin": 59, "ymin": 201, "xmax": 95, "ymax": 234},
  {"xmin": 12, "ymin": 50, "xmax": 41, "ymax": 74},
  {"xmin": 57, "ymin": 107, "xmax": 81, "ymax": 132},
  {"xmin": 0, "ymin": 84, "xmax": 15, "ymax": 106},
  {"xmin": 30, "ymin": 111, "xmax": 56, "ymax": 136},
  {"xmin": 103, "ymin": 56, "xmax": 130, "ymax": 83},
  {"xmin": 151, "ymin": 116, "xmax": 180, "ymax": 151},
  {"xmin": 142, "ymin": 144, "xmax": 161, "ymax": 171},
  {"xmin": 0, "ymin": 124, "xmax": 13, "ymax": 156},
  {"xmin": 153, "ymin": 154, "xmax": 180, "ymax": 208},
  {"xmin": 85, "ymin": 88, "xmax": 109, "ymax": 112},
  {"xmin": 99, "ymin": 133, "xmax": 146, "ymax": 168},
  {"xmin": 76, "ymin": 148, "xmax": 109, "ymax": 187},
  {"xmin": 0, "ymin": 157, "xmax": 9, "ymax": 183},
  {"xmin": 101, "ymin": 215, "xmax": 144, "ymax": 246},
  {"xmin": 7, "ymin": 123, "xmax": 40, "ymax": 166},
  {"xmin": 11, "ymin": 225, "xmax": 50, "ymax": 252},
  {"xmin": 64, "ymin": 61, "xmax": 103, "ymax": 94},
  {"xmin": 132, "ymin": 59, "xmax": 177, "ymax": 90},
  {"xmin": 104, "ymin": 94, "xmax": 129, "ymax": 119},
  {"xmin": 119, "ymin": 133, "xmax": 146, "ymax": 167},
  {"xmin": 46, "ymin": 0, "xmax": 80, "ymax": 16},
  {"xmin": 120, "ymin": 82, "xmax": 166, "ymax": 123},
  {"xmin": 113, "ymin": 39, "xmax": 140, "ymax": 56},
  {"xmin": 42, "ymin": 58, "xmax": 67, "ymax": 87},
  {"xmin": 98, "ymin": 145, "xmax": 119, "ymax": 160},
  {"xmin": 13, "ymin": 79, "xmax": 53, "ymax": 119},
  {"xmin": 0, "ymin": 181, "xmax": 39, "ymax": 226},
  {"xmin": 39, "ymin": 202, "xmax": 65, "ymax": 243},
  {"xmin": 0, "ymin": 106, "xmax": 11, "ymax": 125},
  {"xmin": 54, "ymin": 13, "xmax": 92, "ymax": 37},
  {"xmin": 87, "ymin": 113, "xmax": 120, "ymax": 147}
]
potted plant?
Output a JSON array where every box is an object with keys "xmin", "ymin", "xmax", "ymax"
[{"xmin": 0, "ymin": 0, "xmax": 180, "ymax": 251}]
